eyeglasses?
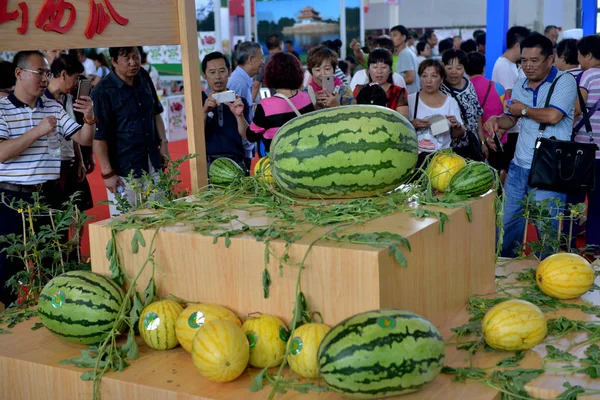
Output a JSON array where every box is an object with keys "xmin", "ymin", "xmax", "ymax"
[
  {"xmin": 520, "ymin": 56, "xmax": 550, "ymax": 68},
  {"xmin": 21, "ymin": 68, "xmax": 53, "ymax": 79}
]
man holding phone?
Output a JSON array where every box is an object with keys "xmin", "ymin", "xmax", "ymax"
[
  {"xmin": 0, "ymin": 51, "xmax": 94, "ymax": 307},
  {"xmin": 201, "ymin": 52, "xmax": 249, "ymax": 174}
]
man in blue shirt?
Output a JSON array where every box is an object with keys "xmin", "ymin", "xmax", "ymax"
[
  {"xmin": 201, "ymin": 52, "xmax": 249, "ymax": 174},
  {"xmin": 92, "ymin": 46, "xmax": 168, "ymax": 215},
  {"xmin": 485, "ymin": 33, "xmax": 578, "ymax": 257},
  {"xmin": 228, "ymin": 41, "xmax": 263, "ymax": 163}
]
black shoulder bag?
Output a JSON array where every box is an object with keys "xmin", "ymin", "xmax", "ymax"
[
  {"xmin": 528, "ymin": 74, "xmax": 598, "ymax": 192},
  {"xmin": 447, "ymin": 85, "xmax": 486, "ymax": 161}
]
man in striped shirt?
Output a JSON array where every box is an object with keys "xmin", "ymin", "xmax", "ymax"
[{"xmin": 0, "ymin": 50, "xmax": 95, "ymax": 307}]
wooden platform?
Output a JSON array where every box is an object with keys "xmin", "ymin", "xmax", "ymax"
[
  {"xmin": 88, "ymin": 193, "xmax": 497, "ymax": 328},
  {"xmin": 2, "ymin": 261, "xmax": 599, "ymax": 400}
]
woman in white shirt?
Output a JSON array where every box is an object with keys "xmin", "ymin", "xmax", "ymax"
[{"xmin": 408, "ymin": 59, "xmax": 465, "ymax": 167}]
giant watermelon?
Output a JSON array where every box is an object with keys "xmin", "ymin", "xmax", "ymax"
[
  {"xmin": 270, "ymin": 105, "xmax": 418, "ymax": 198},
  {"xmin": 38, "ymin": 271, "xmax": 126, "ymax": 345},
  {"xmin": 318, "ymin": 309, "xmax": 445, "ymax": 398}
]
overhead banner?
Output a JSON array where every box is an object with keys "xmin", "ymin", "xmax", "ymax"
[{"xmin": 0, "ymin": 0, "xmax": 180, "ymax": 51}]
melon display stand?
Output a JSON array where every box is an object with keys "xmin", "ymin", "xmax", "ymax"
[
  {"xmin": 88, "ymin": 192, "xmax": 497, "ymax": 328},
  {"xmin": 3, "ymin": 261, "xmax": 600, "ymax": 399}
]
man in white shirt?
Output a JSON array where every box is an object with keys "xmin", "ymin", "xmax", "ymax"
[
  {"xmin": 492, "ymin": 26, "xmax": 531, "ymax": 98},
  {"xmin": 391, "ymin": 25, "xmax": 420, "ymax": 94},
  {"xmin": 73, "ymin": 49, "xmax": 97, "ymax": 79}
]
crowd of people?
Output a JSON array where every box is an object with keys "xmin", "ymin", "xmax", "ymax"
[{"xmin": 0, "ymin": 25, "xmax": 599, "ymax": 307}]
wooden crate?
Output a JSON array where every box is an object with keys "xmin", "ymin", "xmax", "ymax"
[{"xmin": 89, "ymin": 193, "xmax": 497, "ymax": 328}]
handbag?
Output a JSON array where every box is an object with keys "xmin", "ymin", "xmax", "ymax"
[
  {"xmin": 527, "ymin": 73, "xmax": 598, "ymax": 192},
  {"xmin": 446, "ymin": 85, "xmax": 486, "ymax": 161}
]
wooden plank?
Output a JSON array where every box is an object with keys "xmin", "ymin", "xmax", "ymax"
[
  {"xmin": 3, "ymin": 260, "xmax": 598, "ymax": 400},
  {"xmin": 88, "ymin": 193, "xmax": 496, "ymax": 328},
  {"xmin": 177, "ymin": 0, "xmax": 207, "ymax": 190},
  {"xmin": 0, "ymin": 0, "xmax": 179, "ymax": 51}
]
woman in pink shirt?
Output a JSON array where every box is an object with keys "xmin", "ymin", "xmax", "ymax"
[{"xmin": 466, "ymin": 52, "xmax": 510, "ymax": 181}]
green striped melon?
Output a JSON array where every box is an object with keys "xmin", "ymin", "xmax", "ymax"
[
  {"xmin": 318, "ymin": 309, "xmax": 445, "ymax": 398},
  {"xmin": 209, "ymin": 157, "xmax": 245, "ymax": 185},
  {"xmin": 270, "ymin": 105, "xmax": 418, "ymax": 198},
  {"xmin": 446, "ymin": 162, "xmax": 495, "ymax": 197},
  {"xmin": 38, "ymin": 271, "xmax": 126, "ymax": 345}
]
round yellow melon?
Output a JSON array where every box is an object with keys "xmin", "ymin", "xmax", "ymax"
[
  {"xmin": 176, "ymin": 304, "xmax": 241, "ymax": 353},
  {"xmin": 536, "ymin": 253, "xmax": 595, "ymax": 300},
  {"xmin": 192, "ymin": 319, "xmax": 249, "ymax": 382},
  {"xmin": 242, "ymin": 314, "xmax": 289, "ymax": 368},
  {"xmin": 287, "ymin": 323, "xmax": 330, "ymax": 378},
  {"xmin": 482, "ymin": 299, "xmax": 547, "ymax": 351},
  {"xmin": 427, "ymin": 152, "xmax": 467, "ymax": 192},
  {"xmin": 255, "ymin": 156, "xmax": 275, "ymax": 185},
  {"xmin": 139, "ymin": 299, "xmax": 184, "ymax": 350}
]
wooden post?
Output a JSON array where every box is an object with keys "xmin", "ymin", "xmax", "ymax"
[
  {"xmin": 485, "ymin": 0, "xmax": 509, "ymax": 79},
  {"xmin": 178, "ymin": 0, "xmax": 208, "ymax": 190}
]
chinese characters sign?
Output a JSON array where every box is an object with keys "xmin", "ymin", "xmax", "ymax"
[
  {"xmin": 0, "ymin": 0, "xmax": 179, "ymax": 50},
  {"xmin": 2, "ymin": 0, "xmax": 127, "ymax": 37}
]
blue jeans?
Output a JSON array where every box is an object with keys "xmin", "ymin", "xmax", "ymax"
[{"xmin": 501, "ymin": 161, "xmax": 567, "ymax": 257}]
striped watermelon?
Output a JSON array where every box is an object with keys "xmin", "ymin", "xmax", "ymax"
[
  {"xmin": 446, "ymin": 162, "xmax": 495, "ymax": 197},
  {"xmin": 209, "ymin": 157, "xmax": 245, "ymax": 185},
  {"xmin": 318, "ymin": 309, "xmax": 445, "ymax": 398},
  {"xmin": 139, "ymin": 299, "xmax": 183, "ymax": 350},
  {"xmin": 270, "ymin": 105, "xmax": 418, "ymax": 198},
  {"xmin": 38, "ymin": 271, "xmax": 126, "ymax": 345},
  {"xmin": 536, "ymin": 253, "xmax": 595, "ymax": 299}
]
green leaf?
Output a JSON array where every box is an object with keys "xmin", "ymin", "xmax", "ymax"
[
  {"xmin": 249, "ymin": 367, "xmax": 268, "ymax": 392},
  {"xmin": 262, "ymin": 268, "xmax": 271, "ymax": 299},
  {"xmin": 130, "ymin": 292, "xmax": 144, "ymax": 328},
  {"xmin": 105, "ymin": 238, "xmax": 114, "ymax": 260},
  {"xmin": 142, "ymin": 277, "xmax": 157, "ymax": 306},
  {"xmin": 390, "ymin": 245, "xmax": 408, "ymax": 268},
  {"xmin": 80, "ymin": 370, "xmax": 96, "ymax": 381},
  {"xmin": 545, "ymin": 345, "xmax": 577, "ymax": 362},
  {"xmin": 31, "ymin": 322, "xmax": 44, "ymax": 330},
  {"xmin": 131, "ymin": 229, "xmax": 146, "ymax": 254},
  {"xmin": 465, "ymin": 204, "xmax": 473, "ymax": 222},
  {"xmin": 496, "ymin": 351, "xmax": 525, "ymax": 367},
  {"xmin": 556, "ymin": 383, "xmax": 585, "ymax": 400}
]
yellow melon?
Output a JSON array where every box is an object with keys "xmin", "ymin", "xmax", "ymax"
[
  {"xmin": 242, "ymin": 314, "xmax": 289, "ymax": 368},
  {"xmin": 176, "ymin": 303, "xmax": 241, "ymax": 353},
  {"xmin": 192, "ymin": 319, "xmax": 249, "ymax": 382},
  {"xmin": 255, "ymin": 156, "xmax": 275, "ymax": 185},
  {"xmin": 287, "ymin": 323, "xmax": 330, "ymax": 378},
  {"xmin": 427, "ymin": 152, "xmax": 467, "ymax": 192},
  {"xmin": 536, "ymin": 253, "xmax": 595, "ymax": 299},
  {"xmin": 482, "ymin": 299, "xmax": 547, "ymax": 351},
  {"xmin": 139, "ymin": 299, "xmax": 184, "ymax": 350}
]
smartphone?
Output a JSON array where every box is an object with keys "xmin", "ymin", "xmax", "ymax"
[
  {"xmin": 212, "ymin": 90, "xmax": 236, "ymax": 104},
  {"xmin": 493, "ymin": 131, "xmax": 505, "ymax": 152},
  {"xmin": 76, "ymin": 79, "xmax": 92, "ymax": 99},
  {"xmin": 322, "ymin": 74, "xmax": 335, "ymax": 93}
]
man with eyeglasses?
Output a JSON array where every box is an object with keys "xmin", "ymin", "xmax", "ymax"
[
  {"xmin": 0, "ymin": 50, "xmax": 95, "ymax": 307},
  {"xmin": 484, "ymin": 33, "xmax": 578, "ymax": 258}
]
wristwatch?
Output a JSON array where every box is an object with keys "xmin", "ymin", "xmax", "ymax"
[{"xmin": 521, "ymin": 106, "xmax": 528, "ymax": 117}]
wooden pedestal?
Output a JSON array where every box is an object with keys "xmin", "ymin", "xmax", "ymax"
[
  {"xmin": 88, "ymin": 193, "xmax": 496, "ymax": 328},
  {"xmin": 2, "ymin": 261, "xmax": 599, "ymax": 400}
]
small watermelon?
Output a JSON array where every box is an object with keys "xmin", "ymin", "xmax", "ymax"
[
  {"xmin": 242, "ymin": 314, "xmax": 289, "ymax": 368},
  {"xmin": 139, "ymin": 299, "xmax": 183, "ymax": 350},
  {"xmin": 176, "ymin": 303, "xmax": 241, "ymax": 353},
  {"xmin": 318, "ymin": 309, "xmax": 445, "ymax": 398},
  {"xmin": 192, "ymin": 319, "xmax": 250, "ymax": 382},
  {"xmin": 287, "ymin": 323, "xmax": 330, "ymax": 378},
  {"xmin": 209, "ymin": 157, "xmax": 245, "ymax": 185},
  {"xmin": 446, "ymin": 162, "xmax": 495, "ymax": 197},
  {"xmin": 254, "ymin": 156, "xmax": 275, "ymax": 185},
  {"xmin": 38, "ymin": 271, "xmax": 126, "ymax": 345},
  {"xmin": 427, "ymin": 152, "xmax": 467, "ymax": 192}
]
